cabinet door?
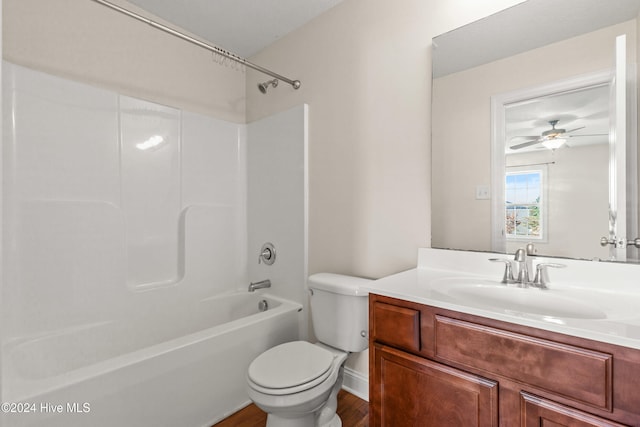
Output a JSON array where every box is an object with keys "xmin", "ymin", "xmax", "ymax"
[
  {"xmin": 521, "ymin": 393, "xmax": 628, "ymax": 427},
  {"xmin": 371, "ymin": 344, "xmax": 498, "ymax": 427}
]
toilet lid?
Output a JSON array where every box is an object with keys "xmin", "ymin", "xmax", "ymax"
[{"xmin": 248, "ymin": 341, "xmax": 334, "ymax": 389}]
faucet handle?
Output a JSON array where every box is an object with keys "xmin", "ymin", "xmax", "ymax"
[
  {"xmin": 525, "ymin": 243, "xmax": 536, "ymax": 256},
  {"xmin": 532, "ymin": 262, "xmax": 566, "ymax": 289},
  {"xmin": 489, "ymin": 258, "xmax": 514, "ymax": 284},
  {"xmin": 514, "ymin": 248, "xmax": 526, "ymax": 262}
]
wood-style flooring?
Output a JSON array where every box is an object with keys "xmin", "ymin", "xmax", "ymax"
[{"xmin": 213, "ymin": 390, "xmax": 369, "ymax": 427}]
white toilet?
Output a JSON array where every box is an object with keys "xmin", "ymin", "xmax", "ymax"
[{"xmin": 246, "ymin": 273, "xmax": 370, "ymax": 427}]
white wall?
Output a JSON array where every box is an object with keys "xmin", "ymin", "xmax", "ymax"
[
  {"xmin": 245, "ymin": 0, "xmax": 525, "ymax": 280},
  {"xmin": 3, "ymin": 0, "xmax": 245, "ymax": 122}
]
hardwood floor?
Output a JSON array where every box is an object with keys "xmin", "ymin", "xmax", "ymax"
[{"xmin": 213, "ymin": 390, "xmax": 369, "ymax": 427}]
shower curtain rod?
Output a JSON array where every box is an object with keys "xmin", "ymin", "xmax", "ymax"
[{"xmin": 90, "ymin": 0, "xmax": 301, "ymax": 90}]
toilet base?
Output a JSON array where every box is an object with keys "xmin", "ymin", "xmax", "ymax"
[
  {"xmin": 316, "ymin": 366, "xmax": 344, "ymax": 427},
  {"xmin": 266, "ymin": 413, "xmax": 316, "ymax": 427},
  {"xmin": 265, "ymin": 412, "xmax": 342, "ymax": 427},
  {"xmin": 321, "ymin": 413, "xmax": 342, "ymax": 427}
]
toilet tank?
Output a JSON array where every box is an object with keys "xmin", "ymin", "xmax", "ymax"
[{"xmin": 308, "ymin": 273, "xmax": 371, "ymax": 353}]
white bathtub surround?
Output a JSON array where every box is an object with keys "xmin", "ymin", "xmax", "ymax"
[
  {"xmin": 365, "ymin": 248, "xmax": 640, "ymax": 350},
  {"xmin": 247, "ymin": 105, "xmax": 309, "ymax": 339},
  {"xmin": 1, "ymin": 62, "xmax": 308, "ymax": 426},
  {"xmin": 3, "ymin": 62, "xmax": 246, "ymax": 332}
]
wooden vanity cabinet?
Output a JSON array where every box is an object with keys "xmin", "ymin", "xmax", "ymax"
[{"xmin": 369, "ymin": 294, "xmax": 640, "ymax": 427}]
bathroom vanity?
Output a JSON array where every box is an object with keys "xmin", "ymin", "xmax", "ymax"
[{"xmin": 365, "ymin": 249, "xmax": 640, "ymax": 426}]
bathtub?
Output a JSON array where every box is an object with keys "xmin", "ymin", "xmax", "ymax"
[{"xmin": 2, "ymin": 292, "xmax": 302, "ymax": 427}]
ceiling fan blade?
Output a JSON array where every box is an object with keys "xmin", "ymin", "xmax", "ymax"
[
  {"xmin": 565, "ymin": 126, "xmax": 586, "ymax": 133},
  {"xmin": 567, "ymin": 133, "xmax": 608, "ymax": 137},
  {"xmin": 510, "ymin": 139, "xmax": 541, "ymax": 150},
  {"xmin": 510, "ymin": 135, "xmax": 539, "ymax": 141}
]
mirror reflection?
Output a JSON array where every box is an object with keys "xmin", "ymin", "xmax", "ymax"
[
  {"xmin": 431, "ymin": 0, "xmax": 640, "ymax": 262},
  {"xmin": 501, "ymin": 81, "xmax": 611, "ymax": 260}
]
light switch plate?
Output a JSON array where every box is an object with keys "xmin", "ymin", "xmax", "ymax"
[{"xmin": 476, "ymin": 185, "xmax": 490, "ymax": 200}]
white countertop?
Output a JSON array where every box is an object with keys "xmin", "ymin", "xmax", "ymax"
[{"xmin": 363, "ymin": 248, "xmax": 640, "ymax": 350}]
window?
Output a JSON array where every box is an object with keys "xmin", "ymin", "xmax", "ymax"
[{"xmin": 505, "ymin": 170, "xmax": 543, "ymax": 240}]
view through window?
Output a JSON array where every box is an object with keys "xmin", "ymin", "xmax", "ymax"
[{"xmin": 505, "ymin": 170, "xmax": 542, "ymax": 240}]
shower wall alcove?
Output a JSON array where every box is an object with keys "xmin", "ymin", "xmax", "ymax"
[{"xmin": 1, "ymin": 61, "xmax": 308, "ymax": 426}]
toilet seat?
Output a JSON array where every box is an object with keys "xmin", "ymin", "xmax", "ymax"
[{"xmin": 247, "ymin": 341, "xmax": 335, "ymax": 395}]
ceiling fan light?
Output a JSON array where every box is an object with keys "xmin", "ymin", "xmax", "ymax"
[{"xmin": 542, "ymin": 137, "xmax": 566, "ymax": 150}]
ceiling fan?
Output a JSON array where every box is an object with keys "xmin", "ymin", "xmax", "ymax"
[{"xmin": 509, "ymin": 119, "xmax": 597, "ymax": 150}]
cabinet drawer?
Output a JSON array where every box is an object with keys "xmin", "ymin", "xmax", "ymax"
[
  {"xmin": 434, "ymin": 315, "xmax": 613, "ymax": 410},
  {"xmin": 372, "ymin": 302, "xmax": 420, "ymax": 352},
  {"xmin": 521, "ymin": 392, "xmax": 628, "ymax": 426}
]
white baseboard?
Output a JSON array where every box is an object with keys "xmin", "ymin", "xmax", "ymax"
[{"xmin": 342, "ymin": 367, "xmax": 369, "ymax": 402}]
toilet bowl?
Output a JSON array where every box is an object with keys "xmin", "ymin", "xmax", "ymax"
[{"xmin": 245, "ymin": 273, "xmax": 370, "ymax": 427}]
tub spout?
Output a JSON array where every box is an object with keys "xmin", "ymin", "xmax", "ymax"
[{"xmin": 248, "ymin": 279, "xmax": 271, "ymax": 292}]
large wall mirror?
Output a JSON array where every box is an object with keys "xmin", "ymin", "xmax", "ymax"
[{"xmin": 431, "ymin": 0, "xmax": 640, "ymax": 263}]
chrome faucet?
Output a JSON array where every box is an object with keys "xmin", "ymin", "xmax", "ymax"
[
  {"xmin": 491, "ymin": 245, "xmax": 565, "ymax": 289},
  {"xmin": 248, "ymin": 279, "xmax": 271, "ymax": 292},
  {"xmin": 514, "ymin": 243, "xmax": 539, "ymax": 286}
]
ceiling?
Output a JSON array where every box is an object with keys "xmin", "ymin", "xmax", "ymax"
[{"xmin": 127, "ymin": 0, "xmax": 345, "ymax": 58}]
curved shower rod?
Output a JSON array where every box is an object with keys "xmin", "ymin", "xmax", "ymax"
[{"xmin": 90, "ymin": 0, "xmax": 301, "ymax": 90}]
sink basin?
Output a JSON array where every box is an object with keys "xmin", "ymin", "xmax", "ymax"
[{"xmin": 430, "ymin": 278, "xmax": 608, "ymax": 320}]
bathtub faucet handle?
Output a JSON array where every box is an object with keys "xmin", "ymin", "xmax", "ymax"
[
  {"xmin": 259, "ymin": 248, "xmax": 272, "ymax": 262},
  {"xmin": 258, "ymin": 242, "xmax": 276, "ymax": 265},
  {"xmin": 248, "ymin": 279, "xmax": 271, "ymax": 292}
]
